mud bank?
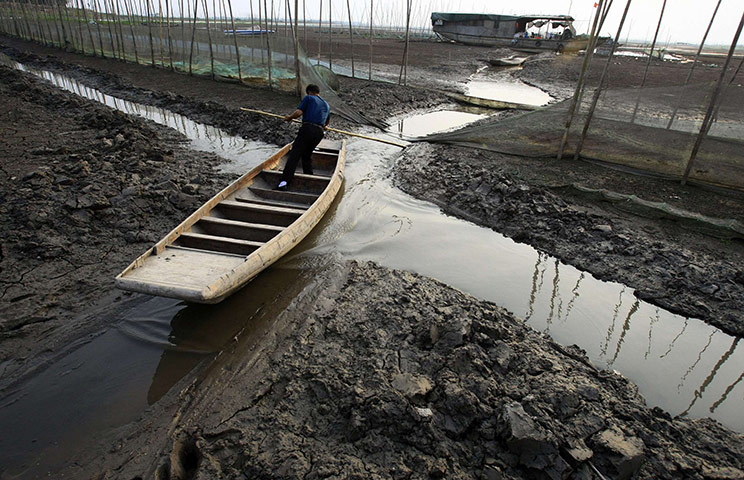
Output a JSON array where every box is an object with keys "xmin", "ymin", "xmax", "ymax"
[
  {"xmin": 0, "ymin": 64, "xmax": 232, "ymax": 385},
  {"xmin": 395, "ymin": 143, "xmax": 744, "ymax": 337},
  {"xmin": 60, "ymin": 261, "xmax": 744, "ymax": 479}
]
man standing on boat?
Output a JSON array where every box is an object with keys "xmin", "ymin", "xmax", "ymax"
[{"xmin": 275, "ymin": 84, "xmax": 330, "ymax": 191}]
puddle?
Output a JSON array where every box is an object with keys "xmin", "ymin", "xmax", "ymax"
[
  {"xmin": 388, "ymin": 109, "xmax": 488, "ymax": 138},
  {"xmin": 465, "ymin": 68, "xmax": 552, "ymax": 106},
  {"xmin": 0, "ymin": 57, "xmax": 742, "ymax": 476}
]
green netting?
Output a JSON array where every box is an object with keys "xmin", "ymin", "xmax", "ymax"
[
  {"xmin": 0, "ymin": 1, "xmax": 381, "ymax": 128},
  {"xmin": 423, "ymin": 80, "xmax": 744, "ymax": 191}
]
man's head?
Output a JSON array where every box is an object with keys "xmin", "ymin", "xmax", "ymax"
[{"xmin": 306, "ymin": 84, "xmax": 321, "ymax": 95}]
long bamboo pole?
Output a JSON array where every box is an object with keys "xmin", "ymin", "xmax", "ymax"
[
  {"xmin": 317, "ymin": 0, "xmax": 322, "ymax": 64},
  {"xmin": 79, "ymin": 0, "xmax": 98, "ymax": 56},
  {"xmin": 145, "ymin": 0, "xmax": 156, "ymax": 65},
  {"xmin": 166, "ymin": 0, "xmax": 174, "ymax": 69},
  {"xmin": 240, "ymin": 108, "xmax": 407, "ymax": 147},
  {"xmin": 574, "ymin": 0, "xmax": 632, "ymax": 161},
  {"xmin": 681, "ymin": 10, "xmax": 744, "ymax": 185},
  {"xmin": 98, "ymin": 0, "xmax": 115, "ymax": 57},
  {"xmin": 368, "ymin": 0, "xmax": 372, "ymax": 80},
  {"xmin": 328, "ymin": 0, "xmax": 332, "ymax": 70}
]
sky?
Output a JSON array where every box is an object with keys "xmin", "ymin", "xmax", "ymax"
[{"xmin": 231, "ymin": 0, "xmax": 744, "ymax": 47}]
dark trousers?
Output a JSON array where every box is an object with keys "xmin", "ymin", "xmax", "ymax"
[{"xmin": 280, "ymin": 123, "xmax": 324, "ymax": 184}]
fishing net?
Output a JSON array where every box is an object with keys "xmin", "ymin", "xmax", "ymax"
[
  {"xmin": 0, "ymin": 1, "xmax": 380, "ymax": 127},
  {"xmin": 422, "ymin": 72, "xmax": 744, "ymax": 191}
]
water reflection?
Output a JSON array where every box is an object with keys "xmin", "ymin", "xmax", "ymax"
[{"xmin": 389, "ymin": 110, "xmax": 488, "ymax": 138}]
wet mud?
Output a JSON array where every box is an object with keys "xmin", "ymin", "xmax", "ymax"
[{"xmin": 1, "ymin": 34, "xmax": 743, "ymax": 478}]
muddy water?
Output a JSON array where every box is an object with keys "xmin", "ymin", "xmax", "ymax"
[
  {"xmin": 465, "ymin": 66, "xmax": 552, "ymax": 106},
  {"xmin": 388, "ymin": 109, "xmax": 489, "ymax": 138},
  {"xmin": 0, "ymin": 60, "xmax": 742, "ymax": 476}
]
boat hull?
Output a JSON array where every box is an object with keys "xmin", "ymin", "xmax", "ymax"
[
  {"xmin": 435, "ymin": 29, "xmax": 591, "ymax": 53},
  {"xmin": 115, "ymin": 140, "xmax": 346, "ymax": 304}
]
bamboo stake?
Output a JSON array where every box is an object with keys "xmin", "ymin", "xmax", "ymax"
[
  {"xmin": 146, "ymin": 0, "xmax": 156, "ymax": 65},
  {"xmin": 96, "ymin": 0, "xmax": 115, "ymax": 57},
  {"xmin": 226, "ymin": 0, "xmax": 242, "ymax": 81},
  {"xmin": 166, "ymin": 0, "xmax": 174, "ymax": 68},
  {"xmin": 345, "ymin": 0, "xmax": 354, "ymax": 77},
  {"xmin": 368, "ymin": 0, "xmax": 372, "ymax": 80},
  {"xmin": 240, "ymin": 107, "xmax": 407, "ymax": 147},
  {"xmin": 113, "ymin": 0, "xmax": 126, "ymax": 59},
  {"xmin": 263, "ymin": 0, "xmax": 273, "ymax": 88},
  {"xmin": 157, "ymin": 0, "xmax": 165, "ymax": 66},
  {"xmin": 79, "ymin": 0, "xmax": 98, "ymax": 56},
  {"xmin": 328, "ymin": 0, "xmax": 332, "ymax": 70},
  {"xmin": 667, "ymin": 0, "xmax": 722, "ymax": 129},
  {"xmin": 398, "ymin": 0, "xmax": 411, "ymax": 85},
  {"xmin": 61, "ymin": 0, "xmax": 77, "ymax": 51},
  {"xmin": 39, "ymin": 0, "xmax": 55, "ymax": 46},
  {"xmin": 201, "ymin": 0, "xmax": 215, "ymax": 78},
  {"xmin": 574, "ymin": 0, "xmax": 632, "ymax": 161},
  {"xmin": 681, "ymin": 10, "xmax": 744, "ymax": 185},
  {"xmin": 249, "ymin": 0, "xmax": 256, "ymax": 63},
  {"xmin": 556, "ymin": 0, "xmax": 605, "ymax": 161},
  {"xmin": 317, "ymin": 0, "xmax": 322, "ymax": 64},
  {"xmin": 293, "ymin": 0, "xmax": 301, "ymax": 95},
  {"xmin": 631, "ymin": 0, "xmax": 668, "ymax": 123},
  {"xmin": 178, "ymin": 0, "xmax": 185, "ymax": 67},
  {"xmin": 124, "ymin": 0, "xmax": 140, "ymax": 63},
  {"xmin": 188, "ymin": 0, "xmax": 198, "ymax": 74},
  {"xmin": 31, "ymin": 0, "xmax": 47, "ymax": 45}
]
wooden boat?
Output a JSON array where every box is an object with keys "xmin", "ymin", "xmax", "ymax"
[
  {"xmin": 115, "ymin": 139, "xmax": 345, "ymax": 304},
  {"xmin": 432, "ymin": 12, "xmax": 608, "ymax": 53}
]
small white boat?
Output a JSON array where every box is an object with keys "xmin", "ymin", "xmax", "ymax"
[{"xmin": 115, "ymin": 139, "xmax": 345, "ymax": 303}]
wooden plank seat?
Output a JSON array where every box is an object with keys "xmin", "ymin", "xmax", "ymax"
[
  {"xmin": 258, "ymin": 170, "xmax": 331, "ymax": 194},
  {"xmin": 194, "ymin": 216, "xmax": 285, "ymax": 243},
  {"xmin": 246, "ymin": 186, "xmax": 318, "ymax": 208},
  {"xmin": 214, "ymin": 200, "xmax": 304, "ymax": 226},
  {"xmin": 175, "ymin": 232, "xmax": 264, "ymax": 256}
]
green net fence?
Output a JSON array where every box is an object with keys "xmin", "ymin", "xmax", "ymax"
[{"xmin": 0, "ymin": 0, "xmax": 378, "ymax": 126}]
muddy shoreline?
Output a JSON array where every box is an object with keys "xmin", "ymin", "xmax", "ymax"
[{"xmin": 1, "ymin": 34, "xmax": 743, "ymax": 478}]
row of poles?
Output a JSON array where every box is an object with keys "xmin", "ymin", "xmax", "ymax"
[
  {"xmin": 0, "ymin": 0, "xmax": 417, "ymax": 94},
  {"xmin": 557, "ymin": 0, "xmax": 744, "ymax": 185}
]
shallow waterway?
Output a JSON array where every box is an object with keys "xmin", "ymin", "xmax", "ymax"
[{"xmin": 0, "ymin": 57, "xmax": 742, "ymax": 477}]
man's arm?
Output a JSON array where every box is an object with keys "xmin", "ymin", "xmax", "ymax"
[{"xmin": 284, "ymin": 109, "xmax": 303, "ymax": 122}]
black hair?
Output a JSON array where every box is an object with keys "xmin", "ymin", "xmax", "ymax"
[{"xmin": 306, "ymin": 84, "xmax": 320, "ymax": 94}]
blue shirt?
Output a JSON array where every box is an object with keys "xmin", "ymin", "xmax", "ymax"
[{"xmin": 298, "ymin": 95, "xmax": 330, "ymax": 125}]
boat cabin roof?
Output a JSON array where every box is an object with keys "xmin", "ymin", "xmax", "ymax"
[{"xmin": 431, "ymin": 12, "xmax": 575, "ymax": 23}]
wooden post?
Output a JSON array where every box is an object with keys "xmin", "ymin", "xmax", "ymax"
[
  {"xmin": 227, "ymin": 0, "xmax": 242, "ymax": 81},
  {"xmin": 681, "ymin": 10, "xmax": 744, "ymax": 185},
  {"xmin": 666, "ymin": 0, "xmax": 722, "ymax": 129},
  {"xmin": 631, "ymin": 0, "xmax": 667, "ymax": 123},
  {"xmin": 328, "ymin": 0, "xmax": 332, "ymax": 70},
  {"xmin": 368, "ymin": 0, "xmax": 372, "ymax": 80},
  {"xmin": 62, "ymin": 0, "xmax": 78, "ymax": 50},
  {"xmin": 345, "ymin": 0, "xmax": 354, "ymax": 77},
  {"xmin": 114, "ymin": 0, "xmax": 127, "ymax": 59},
  {"xmin": 574, "ymin": 0, "xmax": 632, "ymax": 161},
  {"xmin": 90, "ymin": 0, "xmax": 108, "ymax": 57},
  {"xmin": 556, "ymin": 0, "xmax": 605, "ymax": 161}
]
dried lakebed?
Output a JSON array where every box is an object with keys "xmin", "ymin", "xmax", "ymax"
[{"xmin": 0, "ymin": 43, "xmax": 743, "ymax": 479}]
